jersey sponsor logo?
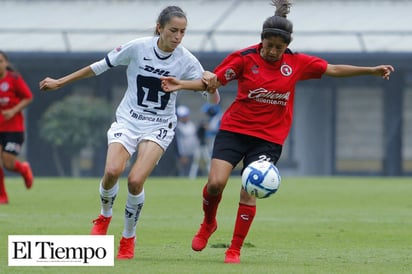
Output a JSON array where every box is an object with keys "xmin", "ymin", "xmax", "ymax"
[
  {"xmin": 129, "ymin": 110, "xmax": 169, "ymax": 124},
  {"xmin": 248, "ymin": 88, "xmax": 290, "ymax": 106},
  {"xmin": 142, "ymin": 65, "xmax": 174, "ymax": 77},
  {"xmin": 0, "ymin": 97, "xmax": 10, "ymax": 106},
  {"xmin": 280, "ymin": 64, "xmax": 292, "ymax": 76},
  {"xmin": 224, "ymin": 68, "xmax": 236, "ymax": 81}
]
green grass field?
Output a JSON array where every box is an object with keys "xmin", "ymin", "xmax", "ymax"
[{"xmin": 1, "ymin": 176, "xmax": 411, "ymax": 274}]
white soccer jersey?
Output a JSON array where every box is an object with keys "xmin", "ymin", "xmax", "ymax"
[{"xmin": 91, "ymin": 36, "xmax": 205, "ymax": 132}]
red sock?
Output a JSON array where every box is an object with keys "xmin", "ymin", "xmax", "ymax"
[
  {"xmin": 0, "ymin": 167, "xmax": 6, "ymax": 196},
  {"xmin": 202, "ymin": 185, "xmax": 222, "ymax": 224},
  {"xmin": 229, "ymin": 203, "xmax": 256, "ymax": 251}
]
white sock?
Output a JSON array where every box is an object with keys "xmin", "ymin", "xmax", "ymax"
[
  {"xmin": 99, "ymin": 181, "xmax": 119, "ymax": 217},
  {"xmin": 122, "ymin": 189, "xmax": 145, "ymax": 238}
]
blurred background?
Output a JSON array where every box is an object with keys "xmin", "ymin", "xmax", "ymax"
[{"xmin": 1, "ymin": 0, "xmax": 411, "ymax": 177}]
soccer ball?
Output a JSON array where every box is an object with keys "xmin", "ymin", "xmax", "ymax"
[{"xmin": 241, "ymin": 160, "xmax": 281, "ymax": 199}]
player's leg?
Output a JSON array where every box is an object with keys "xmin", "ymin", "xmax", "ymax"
[
  {"xmin": 192, "ymin": 158, "xmax": 233, "ymax": 251},
  {"xmin": 0, "ymin": 165, "xmax": 7, "ymax": 204},
  {"xmin": 91, "ymin": 142, "xmax": 130, "ymax": 235},
  {"xmin": 1, "ymin": 133, "xmax": 33, "ymax": 189},
  {"xmin": 193, "ymin": 130, "xmax": 248, "ymax": 252},
  {"xmin": 225, "ymin": 141, "xmax": 282, "ymax": 263},
  {"xmin": 117, "ymin": 140, "xmax": 163, "ymax": 259},
  {"xmin": 0, "ymin": 145, "xmax": 7, "ymax": 204},
  {"xmin": 224, "ymin": 189, "xmax": 257, "ymax": 263}
]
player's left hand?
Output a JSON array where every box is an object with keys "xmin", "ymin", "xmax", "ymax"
[
  {"xmin": 375, "ymin": 65, "xmax": 395, "ymax": 80},
  {"xmin": 160, "ymin": 77, "xmax": 181, "ymax": 92},
  {"xmin": 39, "ymin": 77, "xmax": 60, "ymax": 91},
  {"xmin": 202, "ymin": 71, "xmax": 218, "ymax": 89},
  {"xmin": 1, "ymin": 109, "xmax": 16, "ymax": 120}
]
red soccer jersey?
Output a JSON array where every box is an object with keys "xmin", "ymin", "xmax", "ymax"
[
  {"xmin": 0, "ymin": 70, "xmax": 33, "ymax": 132},
  {"xmin": 215, "ymin": 44, "xmax": 328, "ymax": 145}
]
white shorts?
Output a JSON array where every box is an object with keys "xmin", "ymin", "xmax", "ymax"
[{"xmin": 107, "ymin": 121, "xmax": 175, "ymax": 156}]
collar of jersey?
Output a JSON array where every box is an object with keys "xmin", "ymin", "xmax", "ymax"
[{"xmin": 153, "ymin": 46, "xmax": 172, "ymax": 60}]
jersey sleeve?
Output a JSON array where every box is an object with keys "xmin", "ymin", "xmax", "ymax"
[
  {"xmin": 91, "ymin": 39, "xmax": 138, "ymax": 75},
  {"xmin": 298, "ymin": 54, "xmax": 328, "ymax": 80},
  {"xmin": 214, "ymin": 51, "xmax": 243, "ymax": 86},
  {"xmin": 15, "ymin": 75, "xmax": 33, "ymax": 99},
  {"xmin": 182, "ymin": 55, "xmax": 204, "ymax": 81},
  {"xmin": 90, "ymin": 58, "xmax": 110, "ymax": 75}
]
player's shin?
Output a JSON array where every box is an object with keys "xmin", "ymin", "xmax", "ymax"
[
  {"xmin": 228, "ymin": 203, "xmax": 256, "ymax": 251},
  {"xmin": 202, "ymin": 184, "xmax": 222, "ymax": 224},
  {"xmin": 122, "ymin": 190, "xmax": 145, "ymax": 238},
  {"xmin": 99, "ymin": 181, "xmax": 119, "ymax": 217}
]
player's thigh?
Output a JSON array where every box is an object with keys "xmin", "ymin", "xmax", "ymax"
[
  {"xmin": 207, "ymin": 158, "xmax": 233, "ymax": 192},
  {"xmin": 104, "ymin": 142, "xmax": 131, "ymax": 176},
  {"xmin": 1, "ymin": 151, "xmax": 17, "ymax": 170},
  {"xmin": 128, "ymin": 140, "xmax": 164, "ymax": 184}
]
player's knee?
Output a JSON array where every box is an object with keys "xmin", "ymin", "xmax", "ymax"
[
  {"xmin": 127, "ymin": 176, "xmax": 144, "ymax": 195},
  {"xmin": 104, "ymin": 164, "xmax": 123, "ymax": 179},
  {"xmin": 206, "ymin": 180, "xmax": 225, "ymax": 195}
]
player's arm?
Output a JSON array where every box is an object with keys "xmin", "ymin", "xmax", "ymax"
[
  {"xmin": 161, "ymin": 71, "xmax": 222, "ymax": 91},
  {"xmin": 1, "ymin": 97, "xmax": 33, "ymax": 120},
  {"xmin": 161, "ymin": 78, "xmax": 206, "ymax": 92},
  {"xmin": 161, "ymin": 72, "xmax": 221, "ymax": 104},
  {"xmin": 324, "ymin": 64, "xmax": 394, "ymax": 80},
  {"xmin": 39, "ymin": 66, "xmax": 96, "ymax": 91}
]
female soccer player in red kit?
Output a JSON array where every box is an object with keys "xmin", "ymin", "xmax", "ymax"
[
  {"xmin": 161, "ymin": 0, "xmax": 394, "ymax": 264},
  {"xmin": 0, "ymin": 51, "xmax": 34, "ymax": 204}
]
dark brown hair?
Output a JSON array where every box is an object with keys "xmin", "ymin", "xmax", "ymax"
[
  {"xmin": 154, "ymin": 6, "xmax": 187, "ymax": 35},
  {"xmin": 0, "ymin": 50, "xmax": 16, "ymax": 72},
  {"xmin": 261, "ymin": 0, "xmax": 293, "ymax": 44}
]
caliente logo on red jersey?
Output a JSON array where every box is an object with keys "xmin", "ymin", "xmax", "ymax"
[{"xmin": 248, "ymin": 88, "xmax": 290, "ymax": 106}]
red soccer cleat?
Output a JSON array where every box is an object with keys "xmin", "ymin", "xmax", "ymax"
[
  {"xmin": 0, "ymin": 195, "xmax": 8, "ymax": 204},
  {"xmin": 224, "ymin": 248, "xmax": 241, "ymax": 264},
  {"xmin": 191, "ymin": 220, "xmax": 217, "ymax": 251},
  {"xmin": 90, "ymin": 214, "xmax": 112, "ymax": 235},
  {"xmin": 116, "ymin": 236, "xmax": 135, "ymax": 259},
  {"xmin": 21, "ymin": 162, "xmax": 33, "ymax": 189}
]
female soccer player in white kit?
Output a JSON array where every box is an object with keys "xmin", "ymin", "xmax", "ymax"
[{"xmin": 39, "ymin": 6, "xmax": 220, "ymax": 260}]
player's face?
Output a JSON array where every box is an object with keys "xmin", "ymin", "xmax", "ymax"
[
  {"xmin": 260, "ymin": 36, "xmax": 289, "ymax": 63},
  {"xmin": 157, "ymin": 16, "xmax": 187, "ymax": 52}
]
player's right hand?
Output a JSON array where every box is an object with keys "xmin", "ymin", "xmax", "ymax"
[{"xmin": 39, "ymin": 77, "xmax": 60, "ymax": 91}]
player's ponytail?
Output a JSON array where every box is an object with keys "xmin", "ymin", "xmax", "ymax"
[
  {"xmin": 273, "ymin": 0, "xmax": 291, "ymax": 18},
  {"xmin": 261, "ymin": 0, "xmax": 293, "ymax": 44}
]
